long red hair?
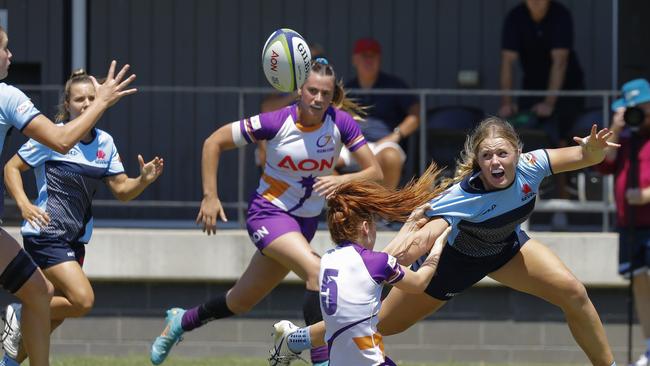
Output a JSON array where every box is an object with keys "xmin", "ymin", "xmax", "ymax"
[{"xmin": 326, "ymin": 163, "xmax": 449, "ymax": 244}]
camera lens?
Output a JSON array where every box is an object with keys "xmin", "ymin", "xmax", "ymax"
[{"xmin": 624, "ymin": 107, "xmax": 645, "ymax": 127}]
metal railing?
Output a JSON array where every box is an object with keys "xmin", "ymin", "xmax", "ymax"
[{"xmin": 10, "ymin": 85, "xmax": 621, "ymax": 231}]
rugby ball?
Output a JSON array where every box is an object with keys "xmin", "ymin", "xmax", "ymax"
[{"xmin": 262, "ymin": 29, "xmax": 311, "ymax": 92}]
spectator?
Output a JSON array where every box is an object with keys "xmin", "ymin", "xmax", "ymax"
[
  {"xmin": 499, "ymin": 0, "xmax": 585, "ymax": 227},
  {"xmin": 597, "ymin": 78, "xmax": 650, "ymax": 366},
  {"xmin": 341, "ymin": 38, "xmax": 420, "ymax": 189},
  {"xmin": 499, "ymin": 0, "xmax": 585, "ymax": 145}
]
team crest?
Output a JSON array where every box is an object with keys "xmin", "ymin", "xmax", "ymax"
[
  {"xmin": 522, "ymin": 153, "xmax": 537, "ymax": 166},
  {"xmin": 16, "ymin": 100, "xmax": 34, "ymax": 115}
]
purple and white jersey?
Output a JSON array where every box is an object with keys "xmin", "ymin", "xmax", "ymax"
[
  {"xmin": 319, "ymin": 241, "xmax": 404, "ymax": 365},
  {"xmin": 231, "ymin": 104, "xmax": 366, "ymax": 217}
]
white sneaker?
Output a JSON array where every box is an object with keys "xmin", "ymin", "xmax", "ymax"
[
  {"xmin": 1, "ymin": 303, "xmax": 22, "ymax": 359},
  {"xmin": 634, "ymin": 353, "xmax": 649, "ymax": 366},
  {"xmin": 268, "ymin": 320, "xmax": 303, "ymax": 366}
]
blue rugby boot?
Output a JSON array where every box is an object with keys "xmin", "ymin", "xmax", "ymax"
[{"xmin": 150, "ymin": 307, "xmax": 186, "ymax": 365}]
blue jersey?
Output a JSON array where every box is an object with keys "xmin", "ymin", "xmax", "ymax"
[
  {"xmin": 18, "ymin": 127, "xmax": 124, "ymax": 243},
  {"xmin": 0, "ymin": 83, "xmax": 41, "ymax": 216},
  {"xmin": 425, "ymin": 149, "xmax": 552, "ymax": 257},
  {"xmin": 0, "ymin": 83, "xmax": 41, "ymax": 152}
]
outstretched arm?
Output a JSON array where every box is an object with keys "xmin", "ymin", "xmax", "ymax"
[
  {"xmin": 383, "ymin": 214, "xmax": 450, "ymax": 266},
  {"xmin": 393, "ymin": 227, "xmax": 450, "ymax": 293},
  {"xmin": 4, "ymin": 155, "xmax": 50, "ymax": 228},
  {"xmin": 196, "ymin": 123, "xmax": 239, "ymax": 235},
  {"xmin": 547, "ymin": 124, "xmax": 621, "ymax": 174},
  {"xmin": 104, "ymin": 155, "xmax": 164, "ymax": 201},
  {"xmin": 22, "ymin": 61, "xmax": 136, "ymax": 154}
]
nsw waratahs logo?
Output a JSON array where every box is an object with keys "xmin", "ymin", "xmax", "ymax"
[
  {"xmin": 96, "ymin": 149, "xmax": 107, "ymax": 162},
  {"xmin": 521, "ymin": 183, "xmax": 535, "ymax": 201}
]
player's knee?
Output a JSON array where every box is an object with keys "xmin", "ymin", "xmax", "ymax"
[
  {"xmin": 70, "ymin": 290, "xmax": 95, "ymax": 316},
  {"xmin": 556, "ymin": 277, "xmax": 589, "ymax": 310},
  {"xmin": 378, "ymin": 148, "xmax": 403, "ymax": 168}
]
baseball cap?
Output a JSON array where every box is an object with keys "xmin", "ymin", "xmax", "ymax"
[
  {"xmin": 611, "ymin": 78, "xmax": 650, "ymax": 111},
  {"xmin": 353, "ymin": 38, "xmax": 381, "ymax": 55}
]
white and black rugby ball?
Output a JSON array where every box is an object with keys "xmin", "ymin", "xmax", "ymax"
[{"xmin": 262, "ymin": 28, "xmax": 311, "ymax": 92}]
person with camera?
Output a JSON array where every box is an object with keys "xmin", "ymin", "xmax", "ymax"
[{"xmin": 597, "ymin": 78, "xmax": 650, "ymax": 366}]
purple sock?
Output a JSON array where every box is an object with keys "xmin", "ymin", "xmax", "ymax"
[
  {"xmin": 310, "ymin": 345, "xmax": 329, "ymax": 363},
  {"xmin": 181, "ymin": 306, "xmax": 203, "ymax": 331}
]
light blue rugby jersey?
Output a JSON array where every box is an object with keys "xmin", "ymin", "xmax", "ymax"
[
  {"xmin": 0, "ymin": 83, "xmax": 41, "ymax": 216},
  {"xmin": 0, "ymin": 83, "xmax": 41, "ymax": 152},
  {"xmin": 425, "ymin": 149, "xmax": 553, "ymax": 257},
  {"xmin": 18, "ymin": 127, "xmax": 125, "ymax": 243}
]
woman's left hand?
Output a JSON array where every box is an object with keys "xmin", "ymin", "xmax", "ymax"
[
  {"xmin": 573, "ymin": 124, "xmax": 621, "ymax": 152},
  {"xmin": 139, "ymin": 154, "xmax": 164, "ymax": 183},
  {"xmin": 314, "ymin": 175, "xmax": 346, "ymax": 198}
]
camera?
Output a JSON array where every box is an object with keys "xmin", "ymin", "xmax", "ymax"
[{"xmin": 624, "ymin": 106, "xmax": 645, "ymax": 127}]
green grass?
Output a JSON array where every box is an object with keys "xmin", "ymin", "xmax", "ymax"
[{"xmin": 37, "ymin": 356, "xmax": 588, "ymax": 366}]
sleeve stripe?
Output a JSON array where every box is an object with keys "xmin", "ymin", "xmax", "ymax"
[
  {"xmin": 387, "ymin": 266, "xmax": 405, "ymax": 284},
  {"xmin": 346, "ymin": 135, "xmax": 366, "ymax": 150},
  {"xmin": 244, "ymin": 118, "xmax": 257, "ymax": 143}
]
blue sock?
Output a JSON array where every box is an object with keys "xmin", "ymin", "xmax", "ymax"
[
  {"xmin": 287, "ymin": 326, "xmax": 311, "ymax": 353},
  {"xmin": 1, "ymin": 355, "xmax": 19, "ymax": 366},
  {"xmin": 313, "ymin": 362, "xmax": 329, "ymax": 366}
]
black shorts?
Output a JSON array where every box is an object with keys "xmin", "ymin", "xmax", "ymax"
[
  {"xmin": 422, "ymin": 231, "xmax": 530, "ymax": 301},
  {"xmin": 23, "ymin": 236, "xmax": 85, "ymax": 270},
  {"xmin": 617, "ymin": 227, "xmax": 650, "ymax": 276}
]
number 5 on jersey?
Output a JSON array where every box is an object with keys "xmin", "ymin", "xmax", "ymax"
[{"xmin": 320, "ymin": 269, "xmax": 339, "ymax": 315}]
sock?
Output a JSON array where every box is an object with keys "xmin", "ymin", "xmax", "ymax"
[
  {"xmin": 181, "ymin": 293, "xmax": 234, "ymax": 331},
  {"xmin": 0, "ymin": 355, "xmax": 19, "ymax": 366},
  {"xmin": 303, "ymin": 290, "xmax": 328, "ymax": 364},
  {"xmin": 287, "ymin": 326, "xmax": 312, "ymax": 353},
  {"xmin": 610, "ymin": 362, "xmax": 616, "ymax": 366},
  {"xmin": 313, "ymin": 362, "xmax": 329, "ymax": 366}
]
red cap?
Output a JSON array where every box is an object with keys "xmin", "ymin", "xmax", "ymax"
[{"xmin": 353, "ymin": 38, "xmax": 381, "ymax": 55}]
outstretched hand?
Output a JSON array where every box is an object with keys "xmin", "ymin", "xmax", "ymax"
[
  {"xmin": 91, "ymin": 60, "xmax": 138, "ymax": 107},
  {"xmin": 139, "ymin": 154, "xmax": 164, "ymax": 184},
  {"xmin": 573, "ymin": 124, "xmax": 621, "ymax": 152},
  {"xmin": 196, "ymin": 195, "xmax": 228, "ymax": 236}
]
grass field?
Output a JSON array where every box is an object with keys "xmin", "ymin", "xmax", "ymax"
[{"xmin": 39, "ymin": 356, "xmax": 588, "ymax": 366}]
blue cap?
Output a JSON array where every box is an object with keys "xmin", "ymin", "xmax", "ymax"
[{"xmin": 611, "ymin": 78, "xmax": 650, "ymax": 111}]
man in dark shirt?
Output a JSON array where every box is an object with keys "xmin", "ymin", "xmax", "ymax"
[
  {"xmin": 499, "ymin": 0, "xmax": 585, "ymax": 146},
  {"xmin": 340, "ymin": 38, "xmax": 420, "ymax": 189}
]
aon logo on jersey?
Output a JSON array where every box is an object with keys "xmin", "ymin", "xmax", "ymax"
[{"xmin": 278, "ymin": 156, "xmax": 334, "ymax": 171}]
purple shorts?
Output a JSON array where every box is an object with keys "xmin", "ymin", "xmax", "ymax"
[{"xmin": 246, "ymin": 194, "xmax": 319, "ymax": 251}]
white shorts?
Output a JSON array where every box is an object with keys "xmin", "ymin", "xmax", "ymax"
[{"xmin": 339, "ymin": 141, "xmax": 406, "ymax": 170}]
